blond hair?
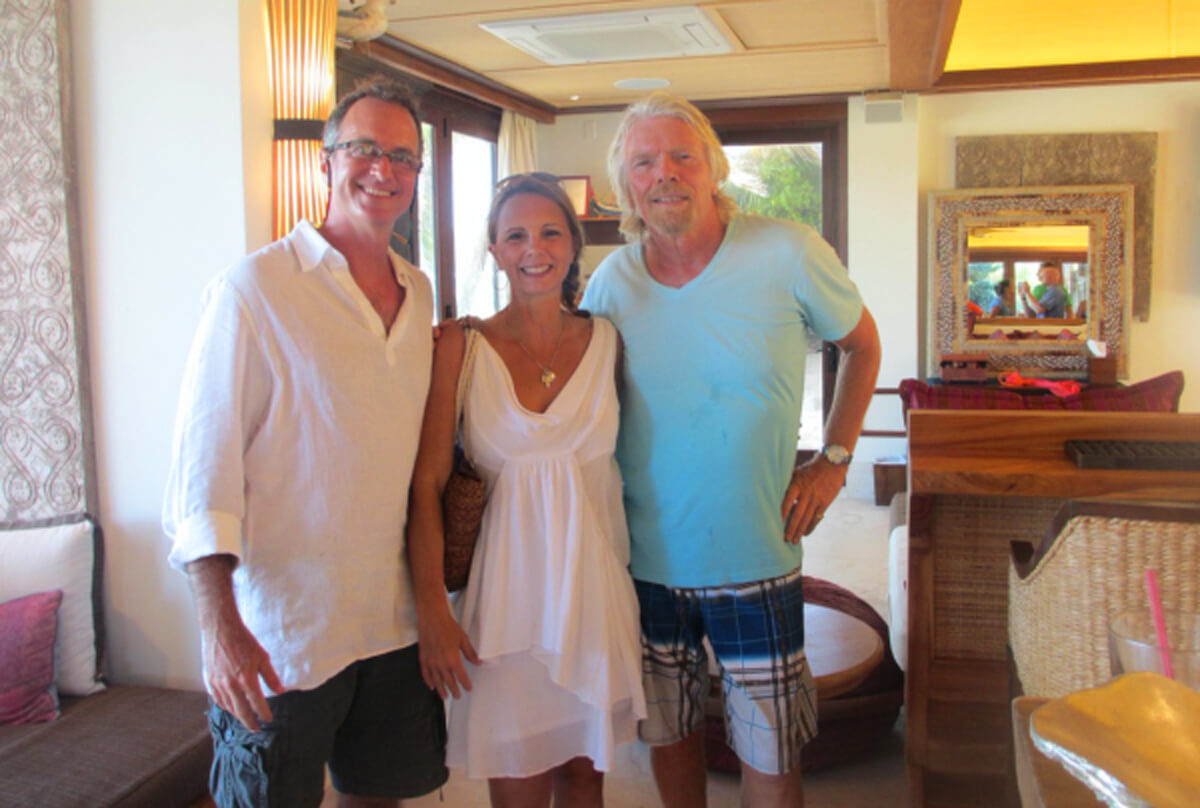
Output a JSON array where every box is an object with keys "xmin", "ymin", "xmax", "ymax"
[{"xmin": 605, "ymin": 92, "xmax": 737, "ymax": 241}]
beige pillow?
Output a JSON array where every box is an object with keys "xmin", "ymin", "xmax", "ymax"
[{"xmin": 0, "ymin": 519, "xmax": 104, "ymax": 696}]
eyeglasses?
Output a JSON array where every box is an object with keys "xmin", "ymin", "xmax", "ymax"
[
  {"xmin": 495, "ymin": 171, "xmax": 560, "ymax": 190},
  {"xmin": 329, "ymin": 140, "xmax": 423, "ymax": 173}
]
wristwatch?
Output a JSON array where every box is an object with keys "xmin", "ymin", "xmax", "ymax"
[{"xmin": 820, "ymin": 444, "xmax": 853, "ymax": 466}]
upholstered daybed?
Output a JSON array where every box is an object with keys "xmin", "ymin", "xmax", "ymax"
[{"xmin": 0, "ymin": 517, "xmax": 211, "ymax": 807}]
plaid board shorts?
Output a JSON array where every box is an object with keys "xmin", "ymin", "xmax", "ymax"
[{"xmin": 636, "ymin": 565, "xmax": 818, "ymax": 775}]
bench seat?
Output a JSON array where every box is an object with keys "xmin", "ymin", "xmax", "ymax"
[{"xmin": 0, "ymin": 685, "xmax": 211, "ymax": 808}]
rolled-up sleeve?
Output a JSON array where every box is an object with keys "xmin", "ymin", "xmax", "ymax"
[{"xmin": 163, "ymin": 278, "xmax": 270, "ymax": 570}]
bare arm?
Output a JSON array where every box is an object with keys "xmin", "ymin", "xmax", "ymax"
[
  {"xmin": 781, "ymin": 306, "xmax": 882, "ymax": 542},
  {"xmin": 406, "ymin": 321, "xmax": 480, "ymax": 699},
  {"xmin": 1018, "ymin": 281, "xmax": 1046, "ymax": 315},
  {"xmin": 187, "ymin": 554, "xmax": 284, "ymax": 731}
]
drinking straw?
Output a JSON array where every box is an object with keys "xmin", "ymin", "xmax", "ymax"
[{"xmin": 1144, "ymin": 569, "xmax": 1175, "ymax": 679}]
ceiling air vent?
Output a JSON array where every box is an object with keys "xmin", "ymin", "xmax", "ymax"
[{"xmin": 479, "ymin": 6, "xmax": 731, "ymax": 66}]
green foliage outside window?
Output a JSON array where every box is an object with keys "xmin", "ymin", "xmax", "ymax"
[
  {"xmin": 968, "ymin": 262, "xmax": 1004, "ymax": 309},
  {"xmin": 722, "ymin": 145, "xmax": 822, "ymax": 230}
]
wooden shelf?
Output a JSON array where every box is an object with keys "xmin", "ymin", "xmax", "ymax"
[
  {"xmin": 581, "ymin": 216, "xmax": 621, "ymax": 245},
  {"xmin": 908, "ymin": 411, "xmax": 1200, "ymax": 501}
]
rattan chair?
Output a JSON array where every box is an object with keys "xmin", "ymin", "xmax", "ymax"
[{"xmin": 1008, "ymin": 500, "xmax": 1200, "ymax": 698}]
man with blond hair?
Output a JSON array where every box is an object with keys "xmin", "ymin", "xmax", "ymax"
[{"xmin": 581, "ymin": 92, "xmax": 880, "ymax": 807}]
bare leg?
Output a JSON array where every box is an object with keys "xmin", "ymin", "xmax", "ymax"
[
  {"xmin": 489, "ymin": 770, "xmax": 553, "ymax": 808},
  {"xmin": 551, "ymin": 756, "xmax": 603, "ymax": 808},
  {"xmin": 739, "ymin": 762, "xmax": 803, "ymax": 808},
  {"xmin": 649, "ymin": 731, "xmax": 708, "ymax": 808}
]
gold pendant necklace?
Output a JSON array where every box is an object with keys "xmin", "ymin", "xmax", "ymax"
[{"xmin": 512, "ymin": 314, "xmax": 565, "ymax": 388}]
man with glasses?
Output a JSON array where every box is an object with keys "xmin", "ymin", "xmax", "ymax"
[
  {"xmin": 164, "ymin": 78, "xmax": 446, "ymax": 807},
  {"xmin": 581, "ymin": 92, "xmax": 880, "ymax": 807}
]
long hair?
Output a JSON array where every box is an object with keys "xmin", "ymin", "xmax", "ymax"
[
  {"xmin": 605, "ymin": 91, "xmax": 737, "ymax": 242},
  {"xmin": 487, "ymin": 173, "xmax": 586, "ymax": 310}
]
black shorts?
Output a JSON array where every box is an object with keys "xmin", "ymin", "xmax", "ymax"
[{"xmin": 207, "ymin": 644, "xmax": 447, "ymax": 807}]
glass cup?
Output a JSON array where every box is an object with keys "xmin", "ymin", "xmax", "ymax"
[{"xmin": 1108, "ymin": 609, "xmax": 1200, "ymax": 688}]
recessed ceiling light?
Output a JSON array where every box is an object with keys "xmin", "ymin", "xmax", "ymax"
[{"xmin": 614, "ymin": 78, "xmax": 670, "ymax": 90}]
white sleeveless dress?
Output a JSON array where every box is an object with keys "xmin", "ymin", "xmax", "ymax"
[{"xmin": 447, "ymin": 316, "xmax": 646, "ymax": 778}]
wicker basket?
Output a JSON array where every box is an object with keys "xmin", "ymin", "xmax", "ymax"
[{"xmin": 1010, "ymin": 508, "xmax": 1200, "ymax": 698}]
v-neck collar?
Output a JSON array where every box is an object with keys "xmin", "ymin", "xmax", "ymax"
[{"xmin": 477, "ymin": 318, "xmax": 599, "ymax": 416}]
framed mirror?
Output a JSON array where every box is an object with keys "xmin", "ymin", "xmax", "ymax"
[{"xmin": 929, "ymin": 185, "xmax": 1134, "ymax": 378}]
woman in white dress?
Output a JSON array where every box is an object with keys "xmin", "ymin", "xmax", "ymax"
[{"xmin": 407, "ymin": 173, "xmax": 646, "ymax": 807}]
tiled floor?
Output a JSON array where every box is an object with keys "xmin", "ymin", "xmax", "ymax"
[{"xmin": 327, "ymin": 461, "xmax": 906, "ymax": 806}]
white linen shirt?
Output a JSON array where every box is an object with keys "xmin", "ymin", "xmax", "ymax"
[{"xmin": 163, "ymin": 220, "xmax": 433, "ymax": 691}]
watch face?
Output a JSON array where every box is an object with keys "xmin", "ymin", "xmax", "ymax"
[{"xmin": 823, "ymin": 445, "xmax": 851, "ymax": 465}]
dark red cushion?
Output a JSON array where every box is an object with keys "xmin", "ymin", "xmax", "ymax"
[
  {"xmin": 898, "ymin": 378, "xmax": 1033, "ymax": 417},
  {"xmin": 1061, "ymin": 370, "xmax": 1184, "ymax": 412},
  {"xmin": 898, "ymin": 371, "xmax": 1185, "ymax": 419},
  {"xmin": 0, "ymin": 590, "xmax": 62, "ymax": 725}
]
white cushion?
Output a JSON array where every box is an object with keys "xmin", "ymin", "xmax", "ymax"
[
  {"xmin": 887, "ymin": 524, "xmax": 908, "ymax": 671},
  {"xmin": 0, "ymin": 519, "xmax": 105, "ymax": 695}
]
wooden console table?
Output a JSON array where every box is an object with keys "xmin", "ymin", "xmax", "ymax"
[{"xmin": 904, "ymin": 410, "xmax": 1200, "ymax": 808}]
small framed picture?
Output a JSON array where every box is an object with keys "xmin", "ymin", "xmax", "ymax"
[{"xmin": 557, "ymin": 175, "xmax": 592, "ymax": 217}]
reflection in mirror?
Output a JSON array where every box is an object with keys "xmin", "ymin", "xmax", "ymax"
[
  {"xmin": 965, "ymin": 224, "xmax": 1090, "ymax": 340},
  {"xmin": 967, "ymin": 224, "xmax": 1089, "ymax": 318},
  {"xmin": 929, "ymin": 185, "xmax": 1133, "ymax": 378}
]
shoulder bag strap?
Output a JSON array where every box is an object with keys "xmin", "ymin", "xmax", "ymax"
[{"xmin": 454, "ymin": 317, "xmax": 480, "ymax": 426}]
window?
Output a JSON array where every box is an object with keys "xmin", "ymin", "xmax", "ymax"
[
  {"xmin": 414, "ymin": 93, "xmax": 502, "ymax": 321},
  {"xmin": 709, "ymin": 104, "xmax": 847, "ymax": 449},
  {"xmin": 451, "ymin": 131, "xmax": 506, "ymax": 318}
]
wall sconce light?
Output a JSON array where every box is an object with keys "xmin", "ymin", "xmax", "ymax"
[{"xmin": 267, "ymin": 0, "xmax": 337, "ymax": 239}]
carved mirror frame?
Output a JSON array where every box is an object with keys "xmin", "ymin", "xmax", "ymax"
[{"xmin": 929, "ymin": 185, "xmax": 1133, "ymax": 378}]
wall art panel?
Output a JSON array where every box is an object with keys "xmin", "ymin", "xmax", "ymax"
[{"xmin": 0, "ymin": 0, "xmax": 95, "ymax": 522}]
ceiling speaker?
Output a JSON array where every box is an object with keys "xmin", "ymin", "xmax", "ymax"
[{"xmin": 864, "ymin": 92, "xmax": 904, "ymax": 124}]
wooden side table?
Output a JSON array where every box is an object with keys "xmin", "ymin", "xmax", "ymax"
[
  {"xmin": 805, "ymin": 603, "xmax": 885, "ymax": 698},
  {"xmin": 872, "ymin": 457, "xmax": 907, "ymax": 506}
]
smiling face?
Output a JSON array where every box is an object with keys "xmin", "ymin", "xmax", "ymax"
[
  {"xmin": 488, "ymin": 192, "xmax": 578, "ymax": 303},
  {"xmin": 321, "ymin": 97, "xmax": 420, "ymax": 231},
  {"xmin": 623, "ymin": 116, "xmax": 720, "ymax": 239}
]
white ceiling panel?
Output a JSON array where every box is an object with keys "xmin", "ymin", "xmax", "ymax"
[{"xmin": 377, "ymin": 0, "xmax": 889, "ymax": 107}]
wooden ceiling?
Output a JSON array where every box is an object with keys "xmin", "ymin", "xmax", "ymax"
[{"xmin": 344, "ymin": 0, "xmax": 1200, "ymax": 118}]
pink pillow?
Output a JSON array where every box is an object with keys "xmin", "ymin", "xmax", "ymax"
[{"xmin": 0, "ymin": 589, "xmax": 63, "ymax": 725}]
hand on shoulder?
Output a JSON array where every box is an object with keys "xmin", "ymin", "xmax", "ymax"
[{"xmin": 433, "ymin": 317, "xmax": 468, "ymax": 359}]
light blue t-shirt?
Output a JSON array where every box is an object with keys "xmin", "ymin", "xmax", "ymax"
[{"xmin": 581, "ymin": 214, "xmax": 864, "ymax": 587}]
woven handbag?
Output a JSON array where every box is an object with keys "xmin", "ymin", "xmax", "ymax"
[{"xmin": 442, "ymin": 320, "xmax": 485, "ymax": 592}]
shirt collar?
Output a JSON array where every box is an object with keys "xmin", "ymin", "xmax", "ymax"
[
  {"xmin": 288, "ymin": 220, "xmax": 415, "ymax": 288},
  {"xmin": 289, "ymin": 219, "xmax": 338, "ymax": 273}
]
